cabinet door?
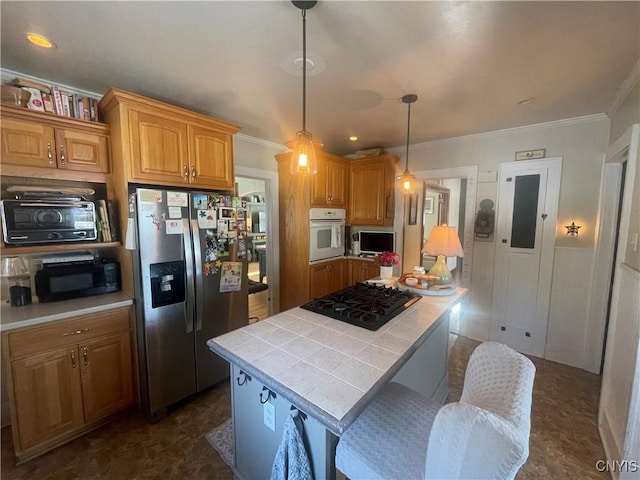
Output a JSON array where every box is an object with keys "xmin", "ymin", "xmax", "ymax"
[
  {"xmin": 56, "ymin": 128, "xmax": 109, "ymax": 173},
  {"xmin": 80, "ymin": 331, "xmax": 134, "ymax": 423},
  {"xmin": 11, "ymin": 346, "xmax": 84, "ymax": 450},
  {"xmin": 0, "ymin": 117, "xmax": 56, "ymax": 169},
  {"xmin": 311, "ymin": 159, "xmax": 347, "ymax": 207},
  {"xmin": 310, "ymin": 259, "xmax": 346, "ymax": 298},
  {"xmin": 328, "ymin": 161, "xmax": 347, "ymax": 207},
  {"xmin": 188, "ymin": 125, "xmax": 234, "ymax": 190},
  {"xmin": 349, "ymin": 259, "xmax": 379, "ymax": 284},
  {"xmin": 349, "ymin": 160, "xmax": 386, "ymax": 225},
  {"xmin": 128, "ymin": 109, "xmax": 189, "ymax": 184},
  {"xmin": 329, "ymin": 258, "xmax": 347, "ymax": 292},
  {"xmin": 310, "ymin": 161, "xmax": 331, "ymax": 207}
]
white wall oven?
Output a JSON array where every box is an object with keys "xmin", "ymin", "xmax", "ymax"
[{"xmin": 309, "ymin": 208, "xmax": 345, "ymax": 262}]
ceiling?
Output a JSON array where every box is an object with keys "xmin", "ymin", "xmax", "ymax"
[{"xmin": 1, "ymin": 1, "xmax": 638, "ymax": 156}]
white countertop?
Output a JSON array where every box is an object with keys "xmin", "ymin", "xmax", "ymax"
[
  {"xmin": 0, "ymin": 291, "xmax": 134, "ymax": 331},
  {"xmin": 207, "ymin": 287, "xmax": 467, "ymax": 434}
]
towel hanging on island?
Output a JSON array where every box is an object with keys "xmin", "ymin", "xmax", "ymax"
[
  {"xmin": 271, "ymin": 414, "xmax": 313, "ymax": 480},
  {"xmin": 330, "ymin": 223, "xmax": 343, "ymax": 249}
]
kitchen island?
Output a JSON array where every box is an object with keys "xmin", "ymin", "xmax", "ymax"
[{"xmin": 207, "ymin": 287, "xmax": 467, "ymax": 479}]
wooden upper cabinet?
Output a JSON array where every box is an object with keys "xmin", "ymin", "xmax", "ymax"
[
  {"xmin": 99, "ymin": 88, "xmax": 239, "ymax": 190},
  {"xmin": 311, "ymin": 153, "xmax": 348, "ymax": 208},
  {"xmin": 128, "ymin": 108, "xmax": 189, "ymax": 184},
  {"xmin": 55, "ymin": 127, "xmax": 109, "ymax": 173},
  {"xmin": 188, "ymin": 124, "xmax": 234, "ymax": 190},
  {"xmin": 0, "ymin": 106, "xmax": 109, "ymax": 174},
  {"xmin": 348, "ymin": 154, "xmax": 398, "ymax": 226}
]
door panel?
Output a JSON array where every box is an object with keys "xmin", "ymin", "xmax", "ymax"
[
  {"xmin": 491, "ymin": 159, "xmax": 561, "ymax": 357},
  {"xmin": 190, "ymin": 194, "xmax": 248, "ymax": 391},
  {"xmin": 136, "ymin": 189, "xmax": 196, "ymax": 415}
]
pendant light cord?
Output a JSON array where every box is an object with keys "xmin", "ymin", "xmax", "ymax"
[
  {"xmin": 302, "ymin": 8, "xmax": 307, "ymax": 133},
  {"xmin": 405, "ymin": 101, "xmax": 411, "ymax": 172}
]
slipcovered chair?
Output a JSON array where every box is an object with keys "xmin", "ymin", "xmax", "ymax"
[{"xmin": 335, "ymin": 341, "xmax": 536, "ymax": 480}]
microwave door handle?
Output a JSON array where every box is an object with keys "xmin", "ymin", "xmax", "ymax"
[
  {"xmin": 191, "ymin": 218, "xmax": 204, "ymax": 332},
  {"xmin": 183, "ymin": 217, "xmax": 195, "ymax": 334}
]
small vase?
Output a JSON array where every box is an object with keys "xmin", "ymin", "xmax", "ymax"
[{"xmin": 380, "ymin": 265, "xmax": 393, "ymax": 279}]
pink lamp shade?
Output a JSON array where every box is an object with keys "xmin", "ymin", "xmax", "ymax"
[
  {"xmin": 422, "ymin": 225, "xmax": 464, "ymax": 285},
  {"xmin": 422, "ymin": 225, "xmax": 464, "ymax": 257}
]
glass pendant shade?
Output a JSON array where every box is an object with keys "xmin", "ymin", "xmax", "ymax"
[
  {"xmin": 397, "ymin": 94, "xmax": 418, "ymax": 193},
  {"xmin": 289, "ymin": 130, "xmax": 318, "ymax": 175},
  {"xmin": 399, "ymin": 170, "xmax": 417, "ymax": 194}
]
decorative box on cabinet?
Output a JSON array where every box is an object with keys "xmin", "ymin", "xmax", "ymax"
[
  {"xmin": 2, "ymin": 306, "xmax": 135, "ymax": 462},
  {"xmin": 99, "ymin": 88, "xmax": 239, "ymax": 191},
  {"xmin": 310, "ymin": 258, "xmax": 347, "ymax": 299},
  {"xmin": 0, "ymin": 105, "xmax": 110, "ymax": 178},
  {"xmin": 348, "ymin": 258, "xmax": 381, "ymax": 284},
  {"xmin": 348, "ymin": 154, "xmax": 398, "ymax": 226}
]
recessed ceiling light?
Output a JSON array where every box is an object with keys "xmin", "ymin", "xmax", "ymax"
[
  {"xmin": 26, "ymin": 33, "xmax": 56, "ymax": 48},
  {"xmin": 349, "ymin": 136, "xmax": 358, "ymax": 142},
  {"xmin": 517, "ymin": 97, "xmax": 536, "ymax": 105}
]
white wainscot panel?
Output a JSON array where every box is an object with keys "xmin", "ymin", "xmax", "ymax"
[
  {"xmin": 544, "ymin": 247, "xmax": 595, "ymax": 369},
  {"xmin": 462, "ymin": 242, "xmax": 495, "ymax": 341}
]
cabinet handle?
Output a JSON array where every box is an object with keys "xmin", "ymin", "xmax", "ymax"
[
  {"xmin": 47, "ymin": 143, "xmax": 54, "ymax": 164},
  {"xmin": 59, "ymin": 145, "xmax": 66, "ymax": 166},
  {"xmin": 236, "ymin": 370, "xmax": 252, "ymax": 386},
  {"xmin": 62, "ymin": 327, "xmax": 90, "ymax": 337},
  {"xmin": 191, "ymin": 165, "xmax": 197, "ymax": 179},
  {"xmin": 71, "ymin": 349, "xmax": 76, "ymax": 368},
  {"xmin": 82, "ymin": 346, "xmax": 88, "ymax": 366},
  {"xmin": 183, "ymin": 164, "xmax": 189, "ymax": 182}
]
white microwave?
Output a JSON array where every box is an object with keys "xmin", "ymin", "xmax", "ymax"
[{"xmin": 309, "ymin": 208, "xmax": 346, "ymax": 262}]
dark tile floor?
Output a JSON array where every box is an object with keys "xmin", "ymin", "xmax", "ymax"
[{"xmin": 2, "ymin": 335, "xmax": 606, "ymax": 479}]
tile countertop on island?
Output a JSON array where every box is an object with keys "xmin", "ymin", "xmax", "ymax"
[
  {"xmin": 207, "ymin": 287, "xmax": 468, "ymax": 435},
  {"xmin": 0, "ymin": 291, "xmax": 134, "ymax": 331}
]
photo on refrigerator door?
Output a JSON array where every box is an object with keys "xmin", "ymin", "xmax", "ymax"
[{"xmin": 220, "ymin": 261, "xmax": 242, "ymax": 292}]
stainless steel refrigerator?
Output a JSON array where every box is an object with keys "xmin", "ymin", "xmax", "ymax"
[{"xmin": 131, "ymin": 187, "xmax": 248, "ymax": 420}]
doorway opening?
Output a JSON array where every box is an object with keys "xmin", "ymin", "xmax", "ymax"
[{"xmin": 236, "ymin": 176, "xmax": 269, "ymax": 322}]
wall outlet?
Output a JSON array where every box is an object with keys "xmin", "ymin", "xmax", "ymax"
[{"xmin": 263, "ymin": 401, "xmax": 275, "ymax": 432}]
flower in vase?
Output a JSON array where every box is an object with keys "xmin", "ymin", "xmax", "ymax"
[{"xmin": 372, "ymin": 251, "xmax": 400, "ymax": 267}]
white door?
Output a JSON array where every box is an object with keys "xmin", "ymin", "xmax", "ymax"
[{"xmin": 491, "ymin": 158, "xmax": 562, "ymax": 357}]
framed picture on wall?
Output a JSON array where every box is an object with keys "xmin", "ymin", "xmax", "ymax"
[
  {"xmin": 424, "ymin": 196, "xmax": 434, "ymax": 215},
  {"xmin": 408, "ymin": 194, "xmax": 418, "ymax": 225}
]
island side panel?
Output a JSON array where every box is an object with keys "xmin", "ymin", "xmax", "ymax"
[
  {"xmin": 391, "ymin": 313, "xmax": 450, "ymax": 402},
  {"xmin": 231, "ymin": 364, "xmax": 338, "ymax": 480}
]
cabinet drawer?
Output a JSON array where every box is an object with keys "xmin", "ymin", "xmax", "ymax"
[{"xmin": 7, "ymin": 307, "xmax": 131, "ymax": 359}]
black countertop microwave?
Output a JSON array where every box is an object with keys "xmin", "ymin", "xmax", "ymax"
[{"xmin": 35, "ymin": 259, "xmax": 121, "ymax": 303}]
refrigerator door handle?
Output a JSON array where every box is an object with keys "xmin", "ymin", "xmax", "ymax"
[
  {"xmin": 183, "ymin": 218, "xmax": 195, "ymax": 334},
  {"xmin": 192, "ymin": 218, "xmax": 204, "ymax": 331}
]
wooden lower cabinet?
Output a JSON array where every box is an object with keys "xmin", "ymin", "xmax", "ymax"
[
  {"xmin": 348, "ymin": 258, "xmax": 381, "ymax": 284},
  {"xmin": 310, "ymin": 259, "xmax": 347, "ymax": 299},
  {"xmin": 3, "ymin": 306, "xmax": 135, "ymax": 462}
]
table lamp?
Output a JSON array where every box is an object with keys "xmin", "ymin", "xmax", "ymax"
[
  {"xmin": 1, "ymin": 256, "xmax": 32, "ymax": 307},
  {"xmin": 422, "ymin": 225, "xmax": 464, "ymax": 285}
]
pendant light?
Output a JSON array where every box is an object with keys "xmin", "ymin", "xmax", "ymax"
[
  {"xmin": 289, "ymin": 0, "xmax": 318, "ymax": 175},
  {"xmin": 397, "ymin": 94, "xmax": 418, "ymax": 193}
]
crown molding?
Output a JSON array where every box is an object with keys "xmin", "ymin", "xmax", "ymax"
[
  {"xmin": 607, "ymin": 58, "xmax": 640, "ymax": 117},
  {"xmin": 406, "ymin": 113, "xmax": 610, "ymax": 149},
  {"xmin": 234, "ymin": 133, "xmax": 285, "ymax": 151}
]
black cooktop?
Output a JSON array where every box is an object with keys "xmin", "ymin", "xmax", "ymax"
[{"xmin": 301, "ymin": 282, "xmax": 421, "ymax": 331}]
